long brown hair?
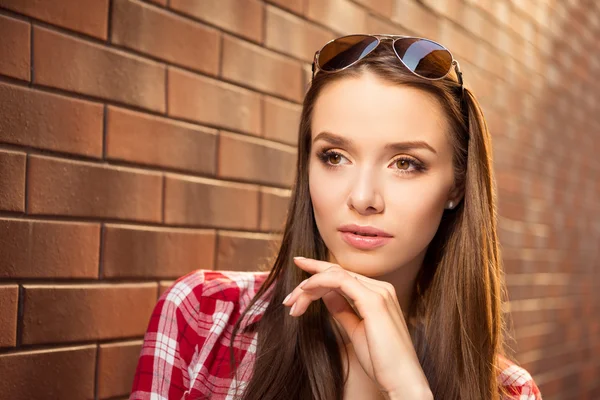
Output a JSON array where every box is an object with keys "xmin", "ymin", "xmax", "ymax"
[{"xmin": 229, "ymin": 42, "xmax": 510, "ymax": 400}]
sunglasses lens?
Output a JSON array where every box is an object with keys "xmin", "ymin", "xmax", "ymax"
[
  {"xmin": 318, "ymin": 35, "xmax": 379, "ymax": 72},
  {"xmin": 393, "ymin": 38, "xmax": 453, "ymax": 79}
]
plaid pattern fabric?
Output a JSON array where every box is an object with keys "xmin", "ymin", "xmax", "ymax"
[
  {"xmin": 497, "ymin": 357, "xmax": 543, "ymax": 400},
  {"xmin": 130, "ymin": 270, "xmax": 542, "ymax": 399}
]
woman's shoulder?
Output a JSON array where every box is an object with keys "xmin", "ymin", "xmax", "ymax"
[
  {"xmin": 497, "ymin": 354, "xmax": 542, "ymax": 399},
  {"xmin": 162, "ymin": 268, "xmax": 271, "ymax": 309},
  {"xmin": 131, "ymin": 270, "xmax": 271, "ymax": 397}
]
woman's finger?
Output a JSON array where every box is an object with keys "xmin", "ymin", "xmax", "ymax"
[
  {"xmin": 290, "ymin": 258, "xmax": 423, "ymax": 390},
  {"xmin": 295, "ymin": 267, "xmax": 389, "ymax": 321},
  {"xmin": 287, "ymin": 266, "xmax": 368, "ymax": 316},
  {"xmin": 294, "ymin": 257, "xmax": 400, "ymax": 310},
  {"xmin": 292, "ymin": 257, "xmax": 337, "ymax": 274},
  {"xmin": 282, "ymin": 258, "xmax": 341, "ymax": 308},
  {"xmin": 351, "ymin": 277, "xmax": 407, "ymax": 330},
  {"xmin": 293, "ymin": 257, "xmax": 406, "ymax": 325},
  {"xmin": 321, "ymin": 290, "xmax": 362, "ymax": 342},
  {"xmin": 287, "ymin": 283, "xmax": 334, "ymax": 316}
]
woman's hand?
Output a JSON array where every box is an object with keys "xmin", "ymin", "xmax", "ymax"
[{"xmin": 283, "ymin": 257, "xmax": 433, "ymax": 400}]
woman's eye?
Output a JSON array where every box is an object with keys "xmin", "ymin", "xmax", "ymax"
[
  {"xmin": 328, "ymin": 153, "xmax": 343, "ymax": 165},
  {"xmin": 391, "ymin": 157, "xmax": 425, "ymax": 174},
  {"xmin": 317, "ymin": 150, "xmax": 348, "ymax": 166},
  {"xmin": 396, "ymin": 159, "xmax": 411, "ymax": 170},
  {"xmin": 318, "ymin": 150, "xmax": 424, "ymax": 174}
]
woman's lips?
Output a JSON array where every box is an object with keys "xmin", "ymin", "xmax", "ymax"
[{"xmin": 340, "ymin": 231, "xmax": 393, "ymax": 250}]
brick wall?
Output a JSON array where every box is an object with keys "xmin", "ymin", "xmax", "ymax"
[{"xmin": 0, "ymin": 0, "xmax": 598, "ymax": 399}]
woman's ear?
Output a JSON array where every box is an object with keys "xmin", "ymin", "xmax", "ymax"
[{"xmin": 445, "ymin": 185, "xmax": 464, "ymax": 210}]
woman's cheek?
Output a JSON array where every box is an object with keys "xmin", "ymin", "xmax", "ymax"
[
  {"xmin": 387, "ymin": 181, "xmax": 447, "ymax": 233},
  {"xmin": 309, "ymin": 168, "xmax": 346, "ymax": 211},
  {"xmin": 309, "ymin": 171, "xmax": 327, "ymax": 221}
]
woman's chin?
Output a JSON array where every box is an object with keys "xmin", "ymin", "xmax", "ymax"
[{"xmin": 330, "ymin": 256, "xmax": 402, "ymax": 278}]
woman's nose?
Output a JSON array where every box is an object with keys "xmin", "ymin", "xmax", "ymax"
[{"xmin": 346, "ymin": 171, "xmax": 385, "ymax": 215}]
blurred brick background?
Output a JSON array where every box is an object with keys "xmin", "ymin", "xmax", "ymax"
[{"xmin": 0, "ymin": 0, "xmax": 598, "ymax": 399}]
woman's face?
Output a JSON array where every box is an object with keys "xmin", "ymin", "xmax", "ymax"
[{"xmin": 309, "ymin": 71, "xmax": 460, "ymax": 279}]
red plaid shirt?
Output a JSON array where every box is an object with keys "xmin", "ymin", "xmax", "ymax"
[{"xmin": 130, "ymin": 270, "xmax": 542, "ymax": 399}]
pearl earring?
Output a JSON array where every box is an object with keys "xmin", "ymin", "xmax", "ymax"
[{"xmin": 446, "ymin": 201, "xmax": 454, "ymax": 209}]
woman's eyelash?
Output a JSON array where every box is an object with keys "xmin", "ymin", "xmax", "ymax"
[
  {"xmin": 316, "ymin": 149, "xmax": 426, "ymax": 174},
  {"xmin": 393, "ymin": 156, "xmax": 426, "ymax": 173},
  {"xmin": 316, "ymin": 150, "xmax": 345, "ymax": 166}
]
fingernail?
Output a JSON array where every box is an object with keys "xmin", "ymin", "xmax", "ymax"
[
  {"xmin": 282, "ymin": 293, "xmax": 292, "ymax": 304},
  {"xmin": 293, "ymin": 256, "xmax": 305, "ymax": 260},
  {"xmin": 289, "ymin": 302, "xmax": 297, "ymax": 316},
  {"xmin": 299, "ymin": 279, "xmax": 308, "ymax": 288}
]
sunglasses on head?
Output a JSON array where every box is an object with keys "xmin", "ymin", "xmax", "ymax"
[{"xmin": 311, "ymin": 34, "xmax": 463, "ymax": 87}]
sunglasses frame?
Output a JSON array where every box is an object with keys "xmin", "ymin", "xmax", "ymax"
[{"xmin": 311, "ymin": 34, "xmax": 463, "ymax": 87}]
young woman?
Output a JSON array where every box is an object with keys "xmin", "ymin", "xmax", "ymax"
[{"xmin": 130, "ymin": 35, "xmax": 542, "ymax": 400}]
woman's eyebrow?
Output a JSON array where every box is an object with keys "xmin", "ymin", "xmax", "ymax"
[{"xmin": 312, "ymin": 131, "xmax": 437, "ymax": 155}]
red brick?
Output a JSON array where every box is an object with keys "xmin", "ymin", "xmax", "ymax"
[
  {"xmin": 494, "ymin": 28, "xmax": 514, "ymax": 57},
  {"xmin": 512, "ymin": 0, "xmax": 540, "ymax": 21},
  {"xmin": 0, "ymin": 285, "xmax": 18, "ymax": 347},
  {"xmin": 265, "ymin": 5, "xmax": 335, "ymax": 63},
  {"xmin": 0, "ymin": 218, "xmax": 100, "ymax": 279},
  {"xmin": 306, "ymin": 0, "xmax": 368, "ymax": 34},
  {"xmin": 0, "ymin": 149, "xmax": 25, "ymax": 212},
  {"xmin": 159, "ymin": 280, "xmax": 175, "ymax": 297},
  {"xmin": 507, "ymin": 8, "xmax": 529, "ymax": 41},
  {"xmin": 169, "ymin": 0, "xmax": 264, "ymax": 43},
  {"xmin": 111, "ymin": 0, "xmax": 220, "ymax": 75},
  {"xmin": 164, "ymin": 175, "xmax": 259, "ymax": 230},
  {"xmin": 222, "ymin": 35, "xmax": 304, "ymax": 102},
  {"xmin": 439, "ymin": 20, "xmax": 480, "ymax": 66},
  {"xmin": 456, "ymin": 4, "xmax": 486, "ymax": 40},
  {"xmin": 512, "ymin": 322, "xmax": 557, "ymax": 351},
  {"xmin": 0, "ymin": 345, "xmax": 96, "ymax": 399},
  {"xmin": 0, "ymin": 0, "xmax": 108, "ymax": 39},
  {"xmin": 27, "ymin": 155, "xmax": 162, "ymax": 222},
  {"xmin": 21, "ymin": 283, "xmax": 157, "ymax": 344},
  {"xmin": 0, "ymin": 14, "xmax": 30, "ymax": 81},
  {"xmin": 392, "ymin": 0, "xmax": 441, "ymax": 40},
  {"xmin": 168, "ymin": 67, "xmax": 262, "ymax": 135},
  {"xmin": 266, "ymin": 0, "xmax": 304, "ymax": 15},
  {"xmin": 97, "ymin": 340, "xmax": 143, "ymax": 399},
  {"xmin": 0, "ymin": 82, "xmax": 103, "ymax": 157},
  {"xmin": 443, "ymin": 0, "xmax": 478, "ymax": 26},
  {"xmin": 33, "ymin": 27, "xmax": 165, "ymax": 112},
  {"xmin": 217, "ymin": 231, "xmax": 280, "ymax": 272},
  {"xmin": 465, "ymin": 67, "xmax": 495, "ymax": 105},
  {"xmin": 466, "ymin": 0, "xmax": 493, "ymax": 19},
  {"xmin": 260, "ymin": 187, "xmax": 291, "ymax": 232},
  {"xmin": 522, "ymin": 41, "xmax": 541, "ymax": 75},
  {"xmin": 479, "ymin": 21, "xmax": 500, "ymax": 53},
  {"xmin": 518, "ymin": 344, "xmax": 584, "ymax": 378},
  {"xmin": 492, "ymin": 0, "xmax": 511, "ymax": 27},
  {"xmin": 533, "ymin": 3, "xmax": 551, "ymax": 35},
  {"xmin": 478, "ymin": 44, "xmax": 507, "ymax": 78},
  {"xmin": 484, "ymin": 107, "xmax": 508, "ymax": 138},
  {"xmin": 302, "ymin": 62, "xmax": 313, "ymax": 98},
  {"xmin": 218, "ymin": 131, "xmax": 296, "ymax": 187},
  {"xmin": 262, "ymin": 96, "xmax": 302, "ymax": 145},
  {"xmin": 106, "ymin": 106, "xmax": 217, "ymax": 175},
  {"xmin": 102, "ymin": 224, "xmax": 215, "ymax": 278},
  {"xmin": 353, "ymin": 0, "xmax": 394, "ymax": 18},
  {"xmin": 365, "ymin": 14, "xmax": 409, "ymax": 36}
]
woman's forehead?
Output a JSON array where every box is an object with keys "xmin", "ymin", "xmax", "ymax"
[{"xmin": 311, "ymin": 74, "xmax": 451, "ymax": 150}]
